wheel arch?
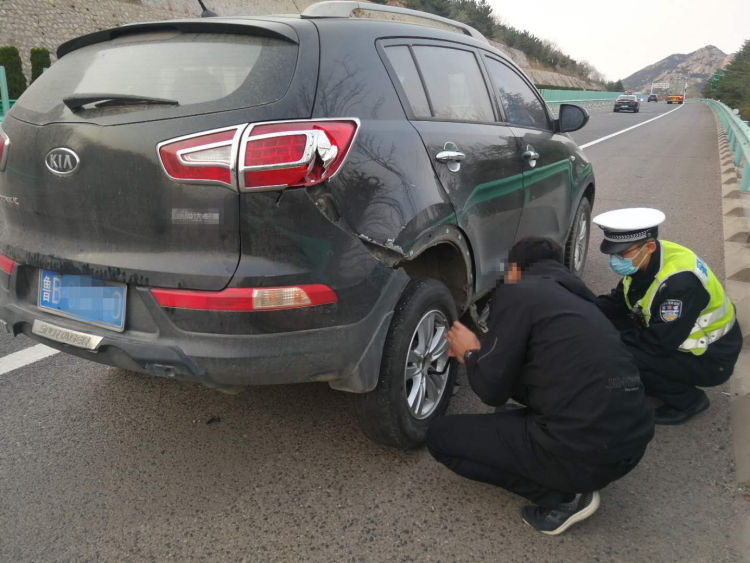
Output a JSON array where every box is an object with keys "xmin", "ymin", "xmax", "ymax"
[
  {"xmin": 396, "ymin": 224, "xmax": 474, "ymax": 315},
  {"xmin": 583, "ymin": 181, "xmax": 595, "ymax": 208}
]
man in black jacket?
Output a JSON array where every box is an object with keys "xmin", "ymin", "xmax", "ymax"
[{"xmin": 426, "ymin": 237, "xmax": 654, "ymax": 535}]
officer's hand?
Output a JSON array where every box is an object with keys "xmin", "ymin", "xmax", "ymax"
[{"xmin": 445, "ymin": 321, "xmax": 480, "ymax": 364}]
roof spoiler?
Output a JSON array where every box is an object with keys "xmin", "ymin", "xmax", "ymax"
[{"xmin": 57, "ymin": 20, "xmax": 298, "ymax": 58}]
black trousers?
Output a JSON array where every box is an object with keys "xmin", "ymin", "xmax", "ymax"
[
  {"xmin": 613, "ymin": 321, "xmax": 740, "ymax": 410},
  {"xmin": 627, "ymin": 344, "xmax": 733, "ymax": 409},
  {"xmin": 426, "ymin": 409, "xmax": 645, "ymax": 508}
]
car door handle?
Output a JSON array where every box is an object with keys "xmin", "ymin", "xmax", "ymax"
[
  {"xmin": 435, "ymin": 150, "xmax": 466, "ymax": 162},
  {"xmin": 522, "ymin": 146, "xmax": 540, "ymax": 169}
]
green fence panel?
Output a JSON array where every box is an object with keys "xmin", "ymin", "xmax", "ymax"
[
  {"xmin": 539, "ymin": 89, "xmax": 622, "ymax": 104},
  {"xmin": 0, "ymin": 65, "xmax": 9, "ymax": 122}
]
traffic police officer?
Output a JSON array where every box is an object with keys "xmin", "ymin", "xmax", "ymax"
[{"xmin": 593, "ymin": 208, "xmax": 742, "ymax": 425}]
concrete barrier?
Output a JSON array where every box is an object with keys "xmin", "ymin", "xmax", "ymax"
[{"xmin": 714, "ymin": 112, "xmax": 750, "ymax": 486}]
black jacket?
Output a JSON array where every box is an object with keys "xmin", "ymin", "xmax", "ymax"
[
  {"xmin": 465, "ymin": 260, "xmax": 654, "ymax": 462},
  {"xmin": 596, "ymin": 241, "xmax": 742, "ymax": 366}
]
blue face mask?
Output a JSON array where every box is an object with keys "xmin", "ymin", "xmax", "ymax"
[
  {"xmin": 609, "ymin": 245, "xmax": 645, "ymax": 276},
  {"xmin": 609, "ymin": 254, "xmax": 638, "ymax": 276}
]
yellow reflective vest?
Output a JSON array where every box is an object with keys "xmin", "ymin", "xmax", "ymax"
[{"xmin": 623, "ymin": 240, "xmax": 735, "ymax": 356}]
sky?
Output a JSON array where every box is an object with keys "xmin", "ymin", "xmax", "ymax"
[{"xmin": 487, "ymin": 0, "xmax": 749, "ymax": 81}]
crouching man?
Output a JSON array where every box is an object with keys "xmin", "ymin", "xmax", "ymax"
[{"xmin": 426, "ymin": 237, "xmax": 654, "ymax": 535}]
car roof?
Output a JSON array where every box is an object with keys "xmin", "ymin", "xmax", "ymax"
[{"xmin": 301, "ymin": 1, "xmax": 488, "ymax": 43}]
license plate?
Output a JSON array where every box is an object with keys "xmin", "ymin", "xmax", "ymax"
[{"xmin": 38, "ymin": 270, "xmax": 127, "ymax": 331}]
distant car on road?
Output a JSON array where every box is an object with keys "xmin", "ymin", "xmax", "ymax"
[
  {"xmin": 667, "ymin": 94, "xmax": 684, "ymax": 104},
  {"xmin": 613, "ymin": 95, "xmax": 640, "ymax": 113},
  {"xmin": 648, "ymin": 94, "xmax": 658, "ymax": 102}
]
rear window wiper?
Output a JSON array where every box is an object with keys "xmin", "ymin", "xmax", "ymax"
[{"xmin": 63, "ymin": 93, "xmax": 179, "ymax": 111}]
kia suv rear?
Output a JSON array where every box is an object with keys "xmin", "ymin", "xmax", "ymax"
[{"xmin": 0, "ymin": 1, "xmax": 594, "ymax": 448}]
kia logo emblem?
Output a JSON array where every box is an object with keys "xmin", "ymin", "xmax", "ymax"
[{"xmin": 45, "ymin": 148, "xmax": 80, "ymax": 176}]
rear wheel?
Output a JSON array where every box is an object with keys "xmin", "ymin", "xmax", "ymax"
[
  {"xmin": 564, "ymin": 197, "xmax": 591, "ymax": 277},
  {"xmin": 354, "ymin": 278, "xmax": 457, "ymax": 449}
]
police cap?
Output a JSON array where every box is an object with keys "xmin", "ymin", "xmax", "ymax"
[{"xmin": 592, "ymin": 208, "xmax": 665, "ymax": 254}]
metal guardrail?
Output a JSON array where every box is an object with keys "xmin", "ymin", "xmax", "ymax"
[{"xmin": 703, "ymin": 99, "xmax": 750, "ymax": 191}]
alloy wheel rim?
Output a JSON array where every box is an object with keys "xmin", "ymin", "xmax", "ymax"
[
  {"xmin": 574, "ymin": 215, "xmax": 588, "ymax": 271},
  {"xmin": 403, "ymin": 309, "xmax": 450, "ymax": 420}
]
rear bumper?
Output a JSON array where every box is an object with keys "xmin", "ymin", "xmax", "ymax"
[{"xmin": 0, "ymin": 268, "xmax": 409, "ymax": 393}]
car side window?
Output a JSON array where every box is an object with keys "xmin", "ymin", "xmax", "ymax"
[
  {"xmin": 484, "ymin": 58, "xmax": 550, "ymax": 130},
  {"xmin": 411, "ymin": 46, "xmax": 494, "ymax": 122},
  {"xmin": 383, "ymin": 46, "xmax": 431, "ymax": 118}
]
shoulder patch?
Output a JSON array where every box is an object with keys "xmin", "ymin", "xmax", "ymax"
[
  {"xmin": 695, "ymin": 257, "xmax": 708, "ymax": 282},
  {"xmin": 660, "ymin": 299, "xmax": 682, "ymax": 322}
]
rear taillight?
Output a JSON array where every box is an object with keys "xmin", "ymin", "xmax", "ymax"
[
  {"xmin": 150, "ymin": 284, "xmax": 337, "ymax": 311},
  {"xmin": 0, "ymin": 252, "xmax": 15, "ymax": 275},
  {"xmin": 239, "ymin": 119, "xmax": 359, "ymax": 190},
  {"xmin": 157, "ymin": 119, "xmax": 359, "ymax": 191},
  {"xmin": 157, "ymin": 125, "xmax": 245, "ymax": 188},
  {"xmin": 0, "ymin": 125, "xmax": 9, "ymax": 172}
]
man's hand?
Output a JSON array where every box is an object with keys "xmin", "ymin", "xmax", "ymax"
[{"xmin": 445, "ymin": 321, "xmax": 480, "ymax": 364}]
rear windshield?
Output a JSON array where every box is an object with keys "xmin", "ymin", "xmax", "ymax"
[
  {"xmin": 15, "ymin": 30, "xmax": 298, "ymax": 123},
  {"xmin": 618, "ymin": 95, "xmax": 636, "ymax": 101}
]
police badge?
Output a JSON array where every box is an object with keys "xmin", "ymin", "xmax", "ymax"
[{"xmin": 660, "ymin": 299, "xmax": 682, "ymax": 322}]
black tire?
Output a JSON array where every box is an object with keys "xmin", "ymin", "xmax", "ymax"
[
  {"xmin": 613, "ymin": 108, "xmax": 618, "ymax": 112},
  {"xmin": 354, "ymin": 278, "xmax": 457, "ymax": 449},
  {"xmin": 564, "ymin": 197, "xmax": 591, "ymax": 277},
  {"xmin": 635, "ymin": 107, "xmax": 639, "ymax": 113}
]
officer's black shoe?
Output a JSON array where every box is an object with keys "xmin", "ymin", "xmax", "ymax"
[
  {"xmin": 654, "ymin": 391, "xmax": 710, "ymax": 425},
  {"xmin": 521, "ymin": 491, "xmax": 600, "ymax": 535}
]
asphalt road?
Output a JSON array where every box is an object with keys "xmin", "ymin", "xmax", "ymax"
[{"xmin": 1, "ymin": 100, "xmax": 749, "ymax": 562}]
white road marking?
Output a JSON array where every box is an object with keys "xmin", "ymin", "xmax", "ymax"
[
  {"xmin": 580, "ymin": 103, "xmax": 685, "ymax": 150},
  {"xmin": 0, "ymin": 344, "xmax": 59, "ymax": 376}
]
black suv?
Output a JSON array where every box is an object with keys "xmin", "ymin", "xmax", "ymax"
[
  {"xmin": 613, "ymin": 94, "xmax": 639, "ymax": 113},
  {"xmin": 0, "ymin": 1, "xmax": 594, "ymax": 447}
]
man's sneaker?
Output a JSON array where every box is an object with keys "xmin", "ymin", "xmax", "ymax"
[
  {"xmin": 521, "ymin": 491, "xmax": 600, "ymax": 535},
  {"xmin": 654, "ymin": 391, "xmax": 710, "ymax": 425}
]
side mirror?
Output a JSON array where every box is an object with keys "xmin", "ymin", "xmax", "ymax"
[{"xmin": 557, "ymin": 104, "xmax": 590, "ymax": 133}]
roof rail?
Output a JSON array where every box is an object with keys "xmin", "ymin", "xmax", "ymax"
[{"xmin": 301, "ymin": 1, "xmax": 489, "ymax": 44}]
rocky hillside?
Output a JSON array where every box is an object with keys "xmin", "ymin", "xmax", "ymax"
[
  {"xmin": 487, "ymin": 42, "xmax": 600, "ymax": 89},
  {"xmin": 622, "ymin": 45, "xmax": 733, "ymax": 94},
  {"xmin": 0, "ymin": 0, "xmax": 601, "ymax": 91}
]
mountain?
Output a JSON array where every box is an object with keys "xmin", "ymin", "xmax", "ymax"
[{"xmin": 622, "ymin": 45, "xmax": 733, "ymax": 95}]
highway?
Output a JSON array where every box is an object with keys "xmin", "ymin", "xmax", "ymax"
[{"xmin": 1, "ymin": 100, "xmax": 748, "ymax": 561}]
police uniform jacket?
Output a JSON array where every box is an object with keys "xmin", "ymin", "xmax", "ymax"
[
  {"xmin": 464, "ymin": 259, "xmax": 654, "ymax": 463},
  {"xmin": 595, "ymin": 242, "xmax": 742, "ymax": 367}
]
